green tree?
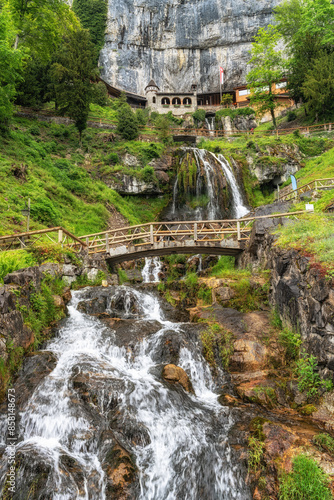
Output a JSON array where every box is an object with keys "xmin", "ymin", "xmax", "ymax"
[
  {"xmin": 246, "ymin": 25, "xmax": 286, "ymax": 128},
  {"xmin": 50, "ymin": 28, "xmax": 96, "ymax": 142},
  {"xmin": 9, "ymin": 0, "xmax": 79, "ymax": 61},
  {"xmin": 155, "ymin": 114, "xmax": 170, "ymax": 142},
  {"xmin": 91, "ymin": 81, "xmax": 108, "ymax": 107},
  {"xmin": 15, "ymin": 57, "xmax": 51, "ymax": 108},
  {"xmin": 275, "ymin": 0, "xmax": 334, "ymax": 108},
  {"xmin": 302, "ymin": 51, "xmax": 334, "ymax": 120},
  {"xmin": 0, "ymin": 4, "xmax": 24, "ymax": 132},
  {"xmin": 117, "ymin": 104, "xmax": 139, "ymax": 140},
  {"xmin": 72, "ymin": 0, "xmax": 107, "ymax": 60},
  {"xmin": 135, "ymin": 108, "xmax": 148, "ymax": 127}
]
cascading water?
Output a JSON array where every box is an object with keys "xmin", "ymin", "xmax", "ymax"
[
  {"xmin": 205, "ymin": 116, "xmax": 215, "ymax": 136},
  {"xmin": 142, "ymin": 257, "xmax": 162, "ymax": 283},
  {"xmin": 168, "ymin": 147, "xmax": 248, "ymax": 221},
  {"xmin": 193, "ymin": 148, "xmax": 217, "ymax": 220},
  {"xmin": 0, "ymin": 286, "xmax": 251, "ymax": 499},
  {"xmin": 212, "ymin": 153, "xmax": 249, "ymax": 219}
]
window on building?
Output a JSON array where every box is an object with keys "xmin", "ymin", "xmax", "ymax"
[
  {"xmin": 183, "ymin": 98, "xmax": 192, "ymax": 105},
  {"xmin": 276, "ymin": 81, "xmax": 287, "ymax": 89},
  {"xmin": 161, "ymin": 97, "xmax": 170, "ymax": 105},
  {"xmin": 153, "ymin": 97, "xmax": 156, "ymax": 104},
  {"xmin": 172, "ymin": 97, "xmax": 181, "ymax": 105},
  {"xmin": 239, "ymin": 89, "xmax": 250, "ymax": 96}
]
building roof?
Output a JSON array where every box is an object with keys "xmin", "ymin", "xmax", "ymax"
[
  {"xmin": 157, "ymin": 92, "xmax": 195, "ymax": 96},
  {"xmin": 99, "ymin": 78, "xmax": 147, "ymax": 103},
  {"xmin": 145, "ymin": 79, "xmax": 160, "ymax": 90}
]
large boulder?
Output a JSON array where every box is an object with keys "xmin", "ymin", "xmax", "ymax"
[{"xmin": 162, "ymin": 364, "xmax": 194, "ymax": 393}]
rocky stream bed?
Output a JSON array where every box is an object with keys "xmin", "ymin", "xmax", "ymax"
[{"xmin": 1, "ymin": 279, "xmax": 334, "ymax": 499}]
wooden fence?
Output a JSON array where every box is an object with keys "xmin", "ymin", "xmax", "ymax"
[
  {"xmin": 0, "ymin": 227, "xmax": 86, "ymax": 252},
  {"xmin": 277, "ymin": 178, "xmax": 334, "ymax": 202}
]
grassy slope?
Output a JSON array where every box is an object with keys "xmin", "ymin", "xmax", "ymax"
[
  {"xmin": 0, "ymin": 117, "xmax": 168, "ymax": 236},
  {"xmin": 201, "ymin": 133, "xmax": 334, "ymax": 208}
]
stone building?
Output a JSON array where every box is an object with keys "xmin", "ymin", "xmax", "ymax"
[{"xmin": 145, "ymin": 80, "xmax": 197, "ymax": 116}]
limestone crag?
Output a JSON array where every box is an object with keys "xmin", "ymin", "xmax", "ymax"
[{"xmin": 100, "ymin": 0, "xmax": 282, "ymax": 95}]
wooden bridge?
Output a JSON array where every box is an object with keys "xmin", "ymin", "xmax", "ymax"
[
  {"xmin": 277, "ymin": 178, "xmax": 334, "ymax": 202},
  {"xmin": 0, "ymin": 212, "xmax": 306, "ymax": 264}
]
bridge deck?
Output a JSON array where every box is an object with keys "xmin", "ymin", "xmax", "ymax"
[{"xmin": 0, "ymin": 212, "xmax": 307, "ymax": 262}]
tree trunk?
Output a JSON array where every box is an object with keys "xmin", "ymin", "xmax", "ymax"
[
  {"xmin": 14, "ymin": 35, "xmax": 19, "ymax": 50},
  {"xmin": 270, "ymin": 108, "xmax": 277, "ymax": 129}
]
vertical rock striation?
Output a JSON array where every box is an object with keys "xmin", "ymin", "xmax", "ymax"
[{"xmin": 100, "ymin": 0, "xmax": 282, "ymax": 94}]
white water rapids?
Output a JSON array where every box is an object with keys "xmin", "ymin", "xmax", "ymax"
[
  {"xmin": 142, "ymin": 257, "xmax": 162, "ymax": 283},
  {"xmin": 0, "ymin": 286, "xmax": 251, "ymax": 499}
]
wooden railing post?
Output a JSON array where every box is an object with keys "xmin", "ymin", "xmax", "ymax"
[
  {"xmin": 150, "ymin": 225, "xmax": 154, "ymax": 244},
  {"xmin": 105, "ymin": 233, "xmax": 110, "ymax": 253},
  {"xmin": 237, "ymin": 221, "xmax": 241, "ymax": 240},
  {"xmin": 86, "ymin": 237, "xmax": 89, "ymax": 248},
  {"xmin": 315, "ymin": 181, "xmax": 318, "ymax": 192},
  {"xmin": 58, "ymin": 229, "xmax": 63, "ymax": 245},
  {"xmin": 194, "ymin": 223, "xmax": 198, "ymax": 241}
]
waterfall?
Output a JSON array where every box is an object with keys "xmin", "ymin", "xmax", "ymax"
[
  {"xmin": 211, "ymin": 153, "xmax": 249, "ymax": 219},
  {"xmin": 142, "ymin": 257, "xmax": 162, "ymax": 283},
  {"xmin": 193, "ymin": 148, "xmax": 217, "ymax": 220},
  {"xmin": 171, "ymin": 176, "xmax": 178, "ymax": 215},
  {"xmin": 0, "ymin": 286, "xmax": 251, "ymax": 499},
  {"xmin": 205, "ymin": 116, "xmax": 215, "ymax": 132}
]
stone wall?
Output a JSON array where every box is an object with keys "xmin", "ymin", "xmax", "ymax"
[{"xmin": 239, "ymin": 218, "xmax": 334, "ymax": 379}]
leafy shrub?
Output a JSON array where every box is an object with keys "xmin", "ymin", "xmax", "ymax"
[
  {"xmin": 220, "ymin": 94, "xmax": 233, "ymax": 105},
  {"xmin": 0, "ymin": 250, "xmax": 37, "ymax": 283},
  {"xmin": 28, "ymin": 242, "xmax": 78, "ymax": 265},
  {"xmin": 294, "ymin": 350, "xmax": 332, "ymax": 398},
  {"xmin": 141, "ymin": 166, "xmax": 156, "ymax": 183},
  {"xmin": 248, "ymin": 437, "xmax": 265, "ymax": 472},
  {"xmin": 197, "ymin": 286, "xmax": 212, "ymax": 304},
  {"xmin": 278, "ymin": 328, "xmax": 302, "ymax": 361},
  {"xmin": 30, "ymin": 198, "xmax": 60, "ymax": 226},
  {"xmin": 118, "ymin": 268, "xmax": 128, "ymax": 285},
  {"xmin": 91, "ymin": 81, "xmax": 108, "ymax": 107},
  {"xmin": 105, "ymin": 152, "xmax": 119, "ymax": 165},
  {"xmin": 71, "ymin": 270, "xmax": 106, "ymax": 289},
  {"xmin": 29, "ymin": 125, "xmax": 41, "ymax": 136},
  {"xmin": 313, "ymin": 433, "xmax": 334, "ymax": 457},
  {"xmin": 117, "ymin": 104, "xmax": 139, "ymax": 140},
  {"xmin": 192, "ymin": 109, "xmax": 206, "ymax": 125},
  {"xmin": 154, "ymin": 115, "xmax": 170, "ymax": 143},
  {"xmin": 287, "ymin": 110, "xmax": 297, "ymax": 122},
  {"xmin": 184, "ymin": 272, "xmax": 198, "ymax": 289},
  {"xmin": 135, "ymin": 108, "xmax": 149, "ymax": 127},
  {"xmin": 279, "ymin": 454, "xmax": 331, "ymax": 500}
]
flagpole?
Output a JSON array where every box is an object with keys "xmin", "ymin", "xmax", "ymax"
[{"xmin": 219, "ymin": 70, "xmax": 222, "ymax": 105}]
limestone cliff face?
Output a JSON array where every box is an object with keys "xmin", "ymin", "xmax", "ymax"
[{"xmin": 99, "ymin": 0, "xmax": 282, "ymax": 95}]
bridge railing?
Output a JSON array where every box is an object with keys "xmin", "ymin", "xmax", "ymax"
[
  {"xmin": 0, "ymin": 227, "xmax": 87, "ymax": 252},
  {"xmin": 79, "ymin": 212, "xmax": 306, "ymax": 255},
  {"xmin": 277, "ymin": 178, "xmax": 334, "ymax": 202}
]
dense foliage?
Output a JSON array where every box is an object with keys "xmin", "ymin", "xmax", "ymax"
[
  {"xmin": 274, "ymin": 0, "xmax": 334, "ymax": 120},
  {"xmin": 51, "ymin": 28, "xmax": 97, "ymax": 140},
  {"xmin": 72, "ymin": 0, "xmax": 107, "ymax": 58},
  {"xmin": 246, "ymin": 25, "xmax": 286, "ymax": 128}
]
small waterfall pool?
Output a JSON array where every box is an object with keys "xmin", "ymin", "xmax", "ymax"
[{"xmin": 0, "ymin": 286, "xmax": 251, "ymax": 499}]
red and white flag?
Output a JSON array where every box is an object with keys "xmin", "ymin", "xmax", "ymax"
[{"xmin": 219, "ymin": 67, "xmax": 224, "ymax": 85}]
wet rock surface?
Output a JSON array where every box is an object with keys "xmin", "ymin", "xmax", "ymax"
[
  {"xmin": 0, "ymin": 285, "xmax": 252, "ymax": 499},
  {"xmin": 239, "ymin": 217, "xmax": 334, "ymax": 379}
]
